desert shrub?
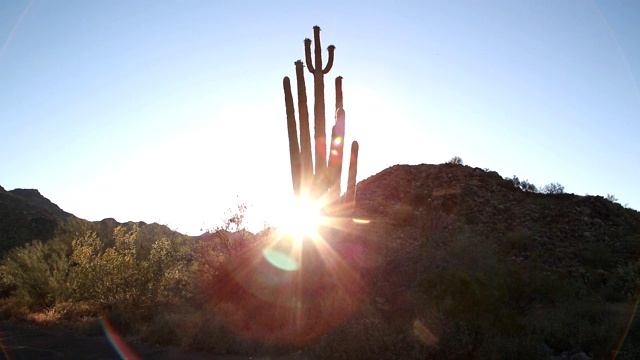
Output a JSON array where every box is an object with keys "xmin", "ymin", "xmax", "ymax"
[
  {"xmin": 616, "ymin": 259, "xmax": 640, "ymax": 298},
  {"xmin": 0, "ymin": 239, "xmax": 71, "ymax": 309},
  {"xmin": 541, "ymin": 182, "xmax": 565, "ymax": 194},
  {"xmin": 623, "ymin": 235, "xmax": 640, "ymax": 258},
  {"xmin": 389, "ymin": 203, "xmax": 415, "ymax": 225},
  {"xmin": 171, "ymin": 303, "xmax": 257, "ymax": 354},
  {"xmin": 1, "ymin": 223, "xmax": 196, "ymax": 325},
  {"xmin": 504, "ymin": 228, "xmax": 534, "ymax": 254},
  {"xmin": 417, "ymin": 231, "xmax": 586, "ymax": 359},
  {"xmin": 445, "ymin": 156, "xmax": 463, "ymax": 165},
  {"xmin": 416, "ymin": 207, "xmax": 452, "ymax": 240},
  {"xmin": 138, "ymin": 304, "xmax": 239, "ymax": 352},
  {"xmin": 536, "ymin": 299, "xmax": 622, "ymax": 358},
  {"xmin": 69, "ymin": 225, "xmax": 195, "ymax": 321},
  {"xmin": 506, "ymin": 175, "xmax": 538, "ymax": 193},
  {"xmin": 68, "ymin": 227, "xmax": 148, "ymax": 312},
  {"xmin": 580, "ymin": 242, "xmax": 616, "ymax": 271},
  {"xmin": 147, "ymin": 235, "xmax": 194, "ymax": 307},
  {"xmin": 306, "ymin": 304, "xmax": 435, "ymax": 360}
]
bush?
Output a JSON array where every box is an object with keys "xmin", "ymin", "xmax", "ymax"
[
  {"xmin": 616, "ymin": 259, "xmax": 640, "ymax": 298},
  {"xmin": 580, "ymin": 242, "xmax": 616, "ymax": 271},
  {"xmin": 541, "ymin": 182, "xmax": 565, "ymax": 194},
  {"xmin": 445, "ymin": 156, "xmax": 464, "ymax": 165},
  {"xmin": 536, "ymin": 299, "xmax": 622, "ymax": 358},
  {"xmin": 1, "ymin": 240, "xmax": 71, "ymax": 309},
  {"xmin": 504, "ymin": 229, "xmax": 533, "ymax": 254},
  {"xmin": 506, "ymin": 175, "xmax": 538, "ymax": 193}
]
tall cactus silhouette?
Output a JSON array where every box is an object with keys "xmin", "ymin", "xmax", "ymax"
[{"xmin": 283, "ymin": 26, "xmax": 358, "ymax": 213}]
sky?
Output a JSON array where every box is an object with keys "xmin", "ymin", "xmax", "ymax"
[{"xmin": 1, "ymin": 0, "xmax": 639, "ymax": 235}]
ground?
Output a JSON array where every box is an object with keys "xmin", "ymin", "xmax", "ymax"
[{"xmin": 0, "ymin": 321, "xmax": 306, "ymax": 360}]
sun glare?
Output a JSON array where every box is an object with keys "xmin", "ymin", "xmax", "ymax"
[{"xmin": 278, "ymin": 197, "xmax": 326, "ymax": 241}]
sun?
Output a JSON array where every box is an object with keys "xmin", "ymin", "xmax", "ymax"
[{"xmin": 277, "ymin": 196, "xmax": 326, "ymax": 241}]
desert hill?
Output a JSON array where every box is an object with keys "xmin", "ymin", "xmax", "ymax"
[
  {"xmin": 0, "ymin": 186, "xmax": 181, "ymax": 256},
  {"xmin": 354, "ymin": 164, "xmax": 640, "ymax": 272},
  {"xmin": 0, "ymin": 186, "xmax": 76, "ymax": 255}
]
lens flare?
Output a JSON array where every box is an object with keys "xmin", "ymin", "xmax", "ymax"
[
  {"xmin": 263, "ymin": 247, "xmax": 299, "ymax": 271},
  {"xmin": 101, "ymin": 312, "xmax": 141, "ymax": 360},
  {"xmin": 200, "ymin": 191, "xmax": 374, "ymax": 345}
]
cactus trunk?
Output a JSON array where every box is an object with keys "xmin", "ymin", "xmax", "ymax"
[
  {"xmin": 295, "ymin": 61, "xmax": 313, "ymax": 194},
  {"xmin": 344, "ymin": 141, "xmax": 359, "ymax": 211},
  {"xmin": 308, "ymin": 26, "xmax": 329, "ymax": 196},
  {"xmin": 283, "ymin": 77, "xmax": 301, "ymax": 197}
]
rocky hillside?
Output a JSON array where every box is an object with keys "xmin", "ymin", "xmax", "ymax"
[
  {"xmin": 0, "ymin": 186, "xmax": 76, "ymax": 255},
  {"xmin": 0, "ymin": 186, "xmax": 181, "ymax": 256},
  {"xmin": 355, "ymin": 163, "xmax": 640, "ymax": 270}
]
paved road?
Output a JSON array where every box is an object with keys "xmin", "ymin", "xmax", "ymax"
[{"xmin": 0, "ymin": 322, "xmax": 303, "ymax": 360}]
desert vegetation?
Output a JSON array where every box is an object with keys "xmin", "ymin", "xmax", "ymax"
[{"xmin": 1, "ymin": 198, "xmax": 639, "ymax": 359}]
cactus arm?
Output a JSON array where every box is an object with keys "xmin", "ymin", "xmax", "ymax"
[
  {"xmin": 335, "ymin": 76, "xmax": 343, "ymax": 110},
  {"xmin": 323, "ymin": 45, "xmax": 335, "ymax": 74},
  {"xmin": 327, "ymin": 77, "xmax": 344, "ymax": 201},
  {"xmin": 295, "ymin": 61, "xmax": 313, "ymax": 193},
  {"xmin": 283, "ymin": 76, "xmax": 301, "ymax": 197},
  {"xmin": 313, "ymin": 26, "xmax": 323, "ymax": 74},
  {"xmin": 334, "ymin": 107, "xmax": 345, "ymax": 196},
  {"xmin": 328, "ymin": 108, "xmax": 346, "ymax": 202},
  {"xmin": 344, "ymin": 140, "xmax": 359, "ymax": 211},
  {"xmin": 327, "ymin": 125, "xmax": 338, "ymax": 201},
  {"xmin": 304, "ymin": 39, "xmax": 315, "ymax": 74},
  {"xmin": 334, "ymin": 78, "xmax": 345, "ymax": 195}
]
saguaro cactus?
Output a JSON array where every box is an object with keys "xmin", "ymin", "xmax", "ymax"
[
  {"xmin": 305, "ymin": 26, "xmax": 335, "ymax": 188},
  {"xmin": 283, "ymin": 26, "xmax": 358, "ymax": 212}
]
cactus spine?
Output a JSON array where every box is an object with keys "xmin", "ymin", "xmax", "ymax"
[{"xmin": 283, "ymin": 26, "xmax": 358, "ymax": 213}]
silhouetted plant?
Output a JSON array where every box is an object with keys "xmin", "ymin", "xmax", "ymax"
[
  {"xmin": 445, "ymin": 156, "xmax": 463, "ymax": 165},
  {"xmin": 283, "ymin": 26, "xmax": 358, "ymax": 213},
  {"xmin": 507, "ymin": 175, "xmax": 538, "ymax": 193},
  {"xmin": 616, "ymin": 259, "xmax": 640, "ymax": 298},
  {"xmin": 541, "ymin": 182, "xmax": 565, "ymax": 194}
]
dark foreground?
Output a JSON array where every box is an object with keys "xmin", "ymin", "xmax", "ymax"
[{"xmin": 0, "ymin": 321, "xmax": 305, "ymax": 360}]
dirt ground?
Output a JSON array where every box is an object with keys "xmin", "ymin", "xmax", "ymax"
[{"xmin": 0, "ymin": 321, "xmax": 307, "ymax": 360}]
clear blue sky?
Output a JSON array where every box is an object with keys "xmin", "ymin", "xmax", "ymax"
[{"xmin": 1, "ymin": 0, "xmax": 638, "ymax": 235}]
